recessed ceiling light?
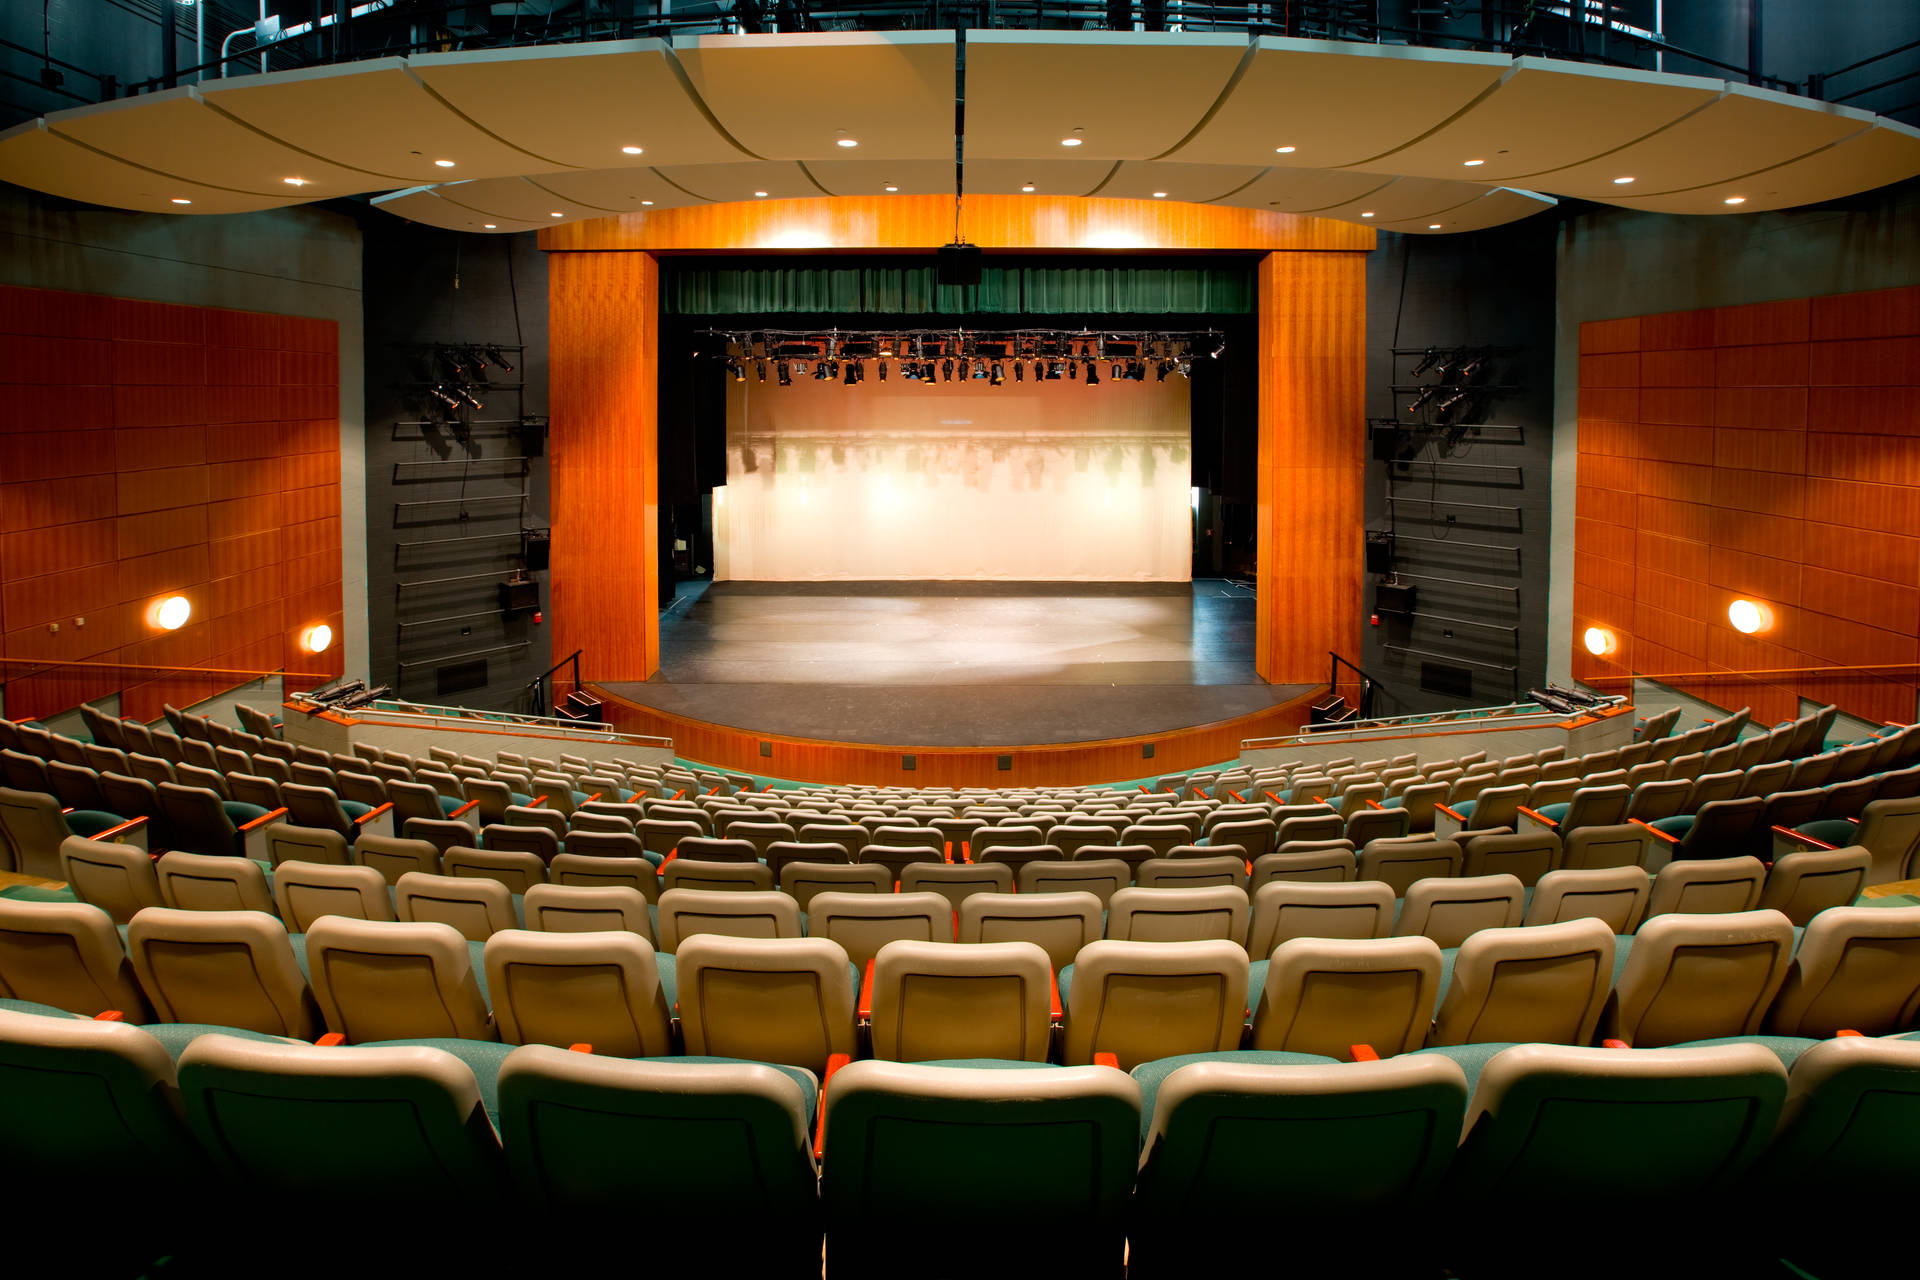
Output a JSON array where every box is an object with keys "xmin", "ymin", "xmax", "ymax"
[
  {"xmin": 550, "ymin": 212, "xmax": 564, "ymax": 218},
  {"xmin": 621, "ymin": 145, "xmax": 643, "ymax": 155},
  {"xmin": 1274, "ymin": 145, "xmax": 1296, "ymax": 154},
  {"xmin": 483, "ymin": 223, "xmax": 496, "ymax": 229},
  {"xmin": 1360, "ymin": 211, "xmax": 1374, "ymax": 218},
  {"xmin": 1152, "ymin": 191, "xmax": 1168, "ymax": 199},
  {"xmin": 1429, "ymin": 223, "xmax": 1442, "ymax": 230},
  {"xmin": 434, "ymin": 159, "xmax": 455, "ymax": 168},
  {"xmin": 1613, "ymin": 176, "xmax": 1635, "ymax": 185},
  {"xmin": 1463, "ymin": 158, "xmax": 1484, "ymax": 167},
  {"xmin": 884, "ymin": 184, "xmax": 898, "ymax": 192},
  {"xmin": 1724, "ymin": 195, "xmax": 1747, "ymax": 205},
  {"xmin": 640, "ymin": 200, "xmax": 653, "ymax": 206},
  {"xmin": 1021, "ymin": 184, "xmax": 1036, "ymax": 192},
  {"xmin": 283, "ymin": 177, "xmax": 307, "ymax": 186},
  {"xmin": 170, "ymin": 198, "xmax": 192, "ymax": 205},
  {"xmin": 1061, "ymin": 129, "xmax": 1084, "ymax": 147},
  {"xmin": 754, "ymin": 191, "xmax": 769, "ymax": 198},
  {"xmin": 836, "ymin": 136, "xmax": 858, "ymax": 148}
]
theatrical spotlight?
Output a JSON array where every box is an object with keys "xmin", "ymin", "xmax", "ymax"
[
  {"xmin": 1013, "ymin": 361, "xmax": 1024, "ymax": 382},
  {"xmin": 486, "ymin": 345, "xmax": 515, "ymax": 373},
  {"xmin": 878, "ymin": 360, "xmax": 889, "ymax": 381},
  {"xmin": 1085, "ymin": 361, "xmax": 1099, "ymax": 385},
  {"xmin": 1177, "ymin": 360, "xmax": 1191, "ymax": 378},
  {"xmin": 777, "ymin": 362, "xmax": 792, "ymax": 386},
  {"xmin": 755, "ymin": 360, "xmax": 767, "ymax": 382},
  {"xmin": 815, "ymin": 360, "xmax": 831, "ymax": 381},
  {"xmin": 427, "ymin": 384, "xmax": 460, "ymax": 410},
  {"xmin": 1068, "ymin": 360, "xmax": 1079, "ymax": 380},
  {"xmin": 942, "ymin": 359, "xmax": 955, "ymax": 381},
  {"xmin": 1156, "ymin": 360, "xmax": 1171, "ymax": 381},
  {"xmin": 1129, "ymin": 359, "xmax": 1147, "ymax": 381},
  {"xmin": 990, "ymin": 362, "xmax": 1004, "ymax": 386},
  {"xmin": 729, "ymin": 360, "xmax": 746, "ymax": 383},
  {"xmin": 844, "ymin": 361, "xmax": 859, "ymax": 385},
  {"xmin": 1209, "ymin": 336, "xmax": 1226, "ymax": 359}
]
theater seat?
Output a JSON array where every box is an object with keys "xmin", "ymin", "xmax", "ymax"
[
  {"xmin": 305, "ymin": 916, "xmax": 494, "ymax": 1044},
  {"xmin": 126, "ymin": 907, "xmax": 320, "ymax": 1039},
  {"xmin": 484, "ymin": 929, "xmax": 672, "ymax": 1057},
  {"xmin": 1764, "ymin": 904, "xmax": 1920, "ymax": 1038},
  {"xmin": 1063, "ymin": 940, "xmax": 1248, "ymax": 1070},
  {"xmin": 866, "ymin": 939, "xmax": 1053, "ymax": 1063},
  {"xmin": 1428, "ymin": 918, "xmax": 1615, "ymax": 1047},
  {"xmin": 675, "ymin": 935, "xmax": 856, "ymax": 1077},
  {"xmin": 154, "ymin": 850, "xmax": 275, "ymax": 913},
  {"xmin": 957, "ymin": 892, "xmax": 1102, "ymax": 971},
  {"xmin": 1602, "ymin": 909, "xmax": 1796, "ymax": 1047},
  {"xmin": 0, "ymin": 899, "xmax": 154, "ymax": 1022},
  {"xmin": 1250, "ymin": 936, "xmax": 1441, "ymax": 1060},
  {"xmin": 272, "ymin": 862, "xmax": 397, "ymax": 933},
  {"xmin": 59, "ymin": 835, "xmax": 163, "ymax": 924}
]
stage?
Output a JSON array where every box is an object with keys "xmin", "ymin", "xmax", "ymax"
[{"xmin": 592, "ymin": 580, "xmax": 1320, "ymax": 785}]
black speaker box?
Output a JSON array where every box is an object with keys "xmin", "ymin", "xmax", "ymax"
[
  {"xmin": 499, "ymin": 579, "xmax": 540, "ymax": 617},
  {"xmin": 937, "ymin": 243, "xmax": 983, "ymax": 287},
  {"xmin": 1365, "ymin": 531, "xmax": 1395, "ymax": 575},
  {"xmin": 1375, "ymin": 582, "xmax": 1417, "ymax": 615},
  {"xmin": 522, "ymin": 528, "xmax": 551, "ymax": 572}
]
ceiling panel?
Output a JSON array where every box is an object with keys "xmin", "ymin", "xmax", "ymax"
[
  {"xmin": 0, "ymin": 120, "xmax": 305, "ymax": 215},
  {"xmin": 370, "ymin": 188, "xmax": 543, "ymax": 234},
  {"xmin": 803, "ymin": 159, "xmax": 953, "ymax": 197},
  {"xmin": 1523, "ymin": 85, "xmax": 1875, "ymax": 198},
  {"xmin": 1095, "ymin": 161, "xmax": 1265, "ymax": 203},
  {"xmin": 1364, "ymin": 59, "xmax": 1725, "ymax": 183},
  {"xmin": 1213, "ymin": 167, "xmax": 1397, "ymax": 213},
  {"xmin": 652, "ymin": 161, "xmax": 828, "ymax": 203},
  {"xmin": 1166, "ymin": 37, "xmax": 1510, "ymax": 169},
  {"xmin": 1301, "ymin": 174, "xmax": 1500, "ymax": 224},
  {"xmin": 675, "ymin": 32, "xmax": 956, "ymax": 161},
  {"xmin": 1597, "ymin": 121, "xmax": 1920, "ymax": 213},
  {"xmin": 964, "ymin": 159, "xmax": 1117, "ymax": 196},
  {"xmin": 964, "ymin": 31, "xmax": 1247, "ymax": 160},
  {"xmin": 410, "ymin": 41, "xmax": 744, "ymax": 171},
  {"xmin": 199, "ymin": 58, "xmax": 564, "ymax": 184},
  {"xmin": 46, "ymin": 87, "xmax": 395, "ymax": 198},
  {"xmin": 530, "ymin": 168, "xmax": 711, "ymax": 212},
  {"xmin": 1374, "ymin": 187, "xmax": 1558, "ymax": 234},
  {"xmin": 431, "ymin": 177, "xmax": 608, "ymax": 224}
]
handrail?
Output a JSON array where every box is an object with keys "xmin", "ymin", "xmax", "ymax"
[
  {"xmin": 292, "ymin": 695, "xmax": 672, "ymax": 749},
  {"xmin": 1327, "ymin": 652, "xmax": 1380, "ymax": 722},
  {"xmin": 1586, "ymin": 662, "xmax": 1920, "ymax": 685},
  {"xmin": 527, "ymin": 649, "xmax": 584, "ymax": 719},
  {"xmin": 1242, "ymin": 693, "xmax": 1630, "ymax": 751}
]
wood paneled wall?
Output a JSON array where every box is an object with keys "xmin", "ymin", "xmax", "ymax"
[
  {"xmin": 541, "ymin": 195, "xmax": 1375, "ymax": 255},
  {"xmin": 593, "ymin": 684, "xmax": 1319, "ymax": 787},
  {"xmin": 1573, "ymin": 284, "xmax": 1920, "ymax": 725},
  {"xmin": 547, "ymin": 251, "xmax": 660, "ymax": 683},
  {"xmin": 0, "ymin": 285, "xmax": 344, "ymax": 722},
  {"xmin": 1255, "ymin": 251, "xmax": 1369, "ymax": 686}
]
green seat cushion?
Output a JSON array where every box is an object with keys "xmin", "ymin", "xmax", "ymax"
[
  {"xmin": 571, "ymin": 791, "xmax": 592, "ymax": 807},
  {"xmin": 672, "ymin": 1055, "xmax": 819, "ymax": 1118},
  {"xmin": 338, "ymin": 800, "xmax": 373, "ymax": 820},
  {"xmin": 220, "ymin": 801, "xmax": 270, "ymax": 827},
  {"xmin": 1453, "ymin": 799, "xmax": 1478, "ymax": 819},
  {"xmin": 1382, "ymin": 795, "xmax": 1406, "ymax": 809},
  {"xmin": 1670, "ymin": 1035, "xmax": 1820, "ymax": 1071},
  {"xmin": 65, "ymin": 809, "xmax": 130, "ymax": 837},
  {"xmin": 364, "ymin": 1037, "xmax": 514, "ymax": 1127},
  {"xmin": 509, "ymin": 793, "xmax": 534, "ymax": 808},
  {"xmin": 655, "ymin": 952, "xmax": 676, "ymax": 1010},
  {"xmin": 143, "ymin": 1023, "xmax": 304, "ymax": 1063},
  {"xmin": 1650, "ymin": 814, "xmax": 1694, "ymax": 837},
  {"xmin": 1409, "ymin": 1042, "xmax": 1525, "ymax": 1096},
  {"xmin": 437, "ymin": 795, "xmax": 465, "ymax": 816},
  {"xmin": 1796, "ymin": 819, "xmax": 1857, "ymax": 846},
  {"xmin": 0, "ymin": 998, "xmax": 84, "ymax": 1019},
  {"xmin": 1536, "ymin": 802, "xmax": 1571, "ymax": 823},
  {"xmin": 1247, "ymin": 959, "xmax": 1267, "ymax": 1000},
  {"xmin": 1131, "ymin": 1050, "xmax": 1339, "ymax": 1141}
]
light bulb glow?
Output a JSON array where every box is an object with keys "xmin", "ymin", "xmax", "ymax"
[
  {"xmin": 302, "ymin": 623, "xmax": 334, "ymax": 654},
  {"xmin": 1274, "ymin": 145, "xmax": 1296, "ymax": 154},
  {"xmin": 621, "ymin": 145, "xmax": 643, "ymax": 155},
  {"xmin": 152, "ymin": 596, "xmax": 191, "ymax": 631},
  {"xmin": 1728, "ymin": 599, "xmax": 1771, "ymax": 634},
  {"xmin": 1583, "ymin": 627, "xmax": 1616, "ymax": 657}
]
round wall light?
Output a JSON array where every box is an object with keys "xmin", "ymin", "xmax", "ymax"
[
  {"xmin": 151, "ymin": 595, "xmax": 191, "ymax": 631},
  {"xmin": 1582, "ymin": 626, "xmax": 1616, "ymax": 657},
  {"xmin": 302, "ymin": 623, "xmax": 334, "ymax": 654},
  {"xmin": 1727, "ymin": 598, "xmax": 1772, "ymax": 635}
]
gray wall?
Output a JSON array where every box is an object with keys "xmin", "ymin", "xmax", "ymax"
[
  {"xmin": 360, "ymin": 216, "xmax": 552, "ymax": 711},
  {"xmin": 0, "ymin": 180, "xmax": 369, "ymax": 677},
  {"xmin": 1361, "ymin": 216, "xmax": 1558, "ymax": 714},
  {"xmin": 1548, "ymin": 177, "xmax": 1920, "ymax": 685}
]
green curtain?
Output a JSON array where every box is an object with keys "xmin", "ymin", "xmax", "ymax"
[{"xmin": 664, "ymin": 264, "xmax": 1252, "ymax": 315}]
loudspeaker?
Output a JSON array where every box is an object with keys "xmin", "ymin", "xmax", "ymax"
[
  {"xmin": 937, "ymin": 243, "xmax": 983, "ymax": 287},
  {"xmin": 1370, "ymin": 424, "xmax": 1403, "ymax": 461},
  {"xmin": 1365, "ymin": 531, "xmax": 1395, "ymax": 575},
  {"xmin": 499, "ymin": 579, "xmax": 540, "ymax": 617},
  {"xmin": 1375, "ymin": 582, "xmax": 1416, "ymax": 616},
  {"xmin": 518, "ymin": 415, "xmax": 547, "ymax": 458},
  {"xmin": 522, "ymin": 528, "xmax": 550, "ymax": 572}
]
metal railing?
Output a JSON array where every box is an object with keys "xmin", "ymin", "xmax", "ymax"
[
  {"xmin": 1326, "ymin": 651, "xmax": 1378, "ymax": 723},
  {"xmin": 288, "ymin": 691, "xmax": 672, "ymax": 749},
  {"xmin": 1242, "ymin": 690, "xmax": 1628, "ymax": 751},
  {"xmin": 1, "ymin": 657, "xmax": 330, "ymax": 725},
  {"xmin": 527, "ymin": 649, "xmax": 584, "ymax": 719}
]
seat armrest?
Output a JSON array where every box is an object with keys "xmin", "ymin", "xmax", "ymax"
[
  {"xmin": 1349, "ymin": 1044, "xmax": 1380, "ymax": 1062},
  {"xmin": 1602, "ymin": 1038, "xmax": 1631, "ymax": 1049},
  {"xmin": 857, "ymin": 959, "xmax": 875, "ymax": 1022},
  {"xmin": 1364, "ymin": 798, "xmax": 1386, "ymax": 811},
  {"xmin": 240, "ymin": 807, "xmax": 290, "ymax": 860},
  {"xmin": 1771, "ymin": 824, "xmax": 1838, "ymax": 854},
  {"xmin": 1093, "ymin": 1052, "xmax": 1120, "ymax": 1071},
  {"xmin": 528, "ymin": 795, "xmax": 549, "ymax": 808},
  {"xmin": 96, "ymin": 815, "xmax": 150, "ymax": 852},
  {"xmin": 450, "ymin": 798, "xmax": 482, "ymax": 830},
  {"xmin": 1432, "ymin": 804, "xmax": 1465, "ymax": 839},
  {"xmin": 1516, "ymin": 805, "xmax": 1557, "ymax": 833},
  {"xmin": 815, "ymin": 1052, "xmax": 852, "ymax": 1160},
  {"xmin": 352, "ymin": 801, "xmax": 395, "ymax": 841},
  {"xmin": 568, "ymin": 1042, "xmax": 593, "ymax": 1052},
  {"xmin": 1049, "ymin": 971, "xmax": 1062, "ymax": 1024},
  {"xmin": 93, "ymin": 1010, "xmax": 124, "ymax": 1022},
  {"xmin": 1630, "ymin": 818, "xmax": 1678, "ymax": 845},
  {"xmin": 317, "ymin": 1032, "xmax": 346, "ymax": 1046}
]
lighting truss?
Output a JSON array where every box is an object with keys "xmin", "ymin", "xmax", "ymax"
[{"xmin": 704, "ymin": 327, "xmax": 1225, "ymax": 385}]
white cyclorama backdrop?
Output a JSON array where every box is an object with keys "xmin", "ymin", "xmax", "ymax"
[{"xmin": 717, "ymin": 371, "xmax": 1192, "ymax": 581}]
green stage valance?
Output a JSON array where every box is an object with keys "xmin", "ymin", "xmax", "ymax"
[{"xmin": 664, "ymin": 263, "xmax": 1254, "ymax": 315}]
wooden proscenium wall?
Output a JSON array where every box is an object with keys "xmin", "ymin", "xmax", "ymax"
[
  {"xmin": 544, "ymin": 196, "xmax": 1371, "ymax": 719},
  {"xmin": 1572, "ymin": 284, "xmax": 1920, "ymax": 725},
  {"xmin": 0, "ymin": 285, "xmax": 345, "ymax": 722}
]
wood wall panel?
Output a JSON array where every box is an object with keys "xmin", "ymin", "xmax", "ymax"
[
  {"xmin": 540, "ymin": 195, "xmax": 1375, "ymax": 255},
  {"xmin": 1254, "ymin": 251, "xmax": 1368, "ymax": 685},
  {"xmin": 547, "ymin": 252, "xmax": 661, "ymax": 683},
  {"xmin": 594, "ymin": 684, "xmax": 1321, "ymax": 788},
  {"xmin": 0, "ymin": 285, "xmax": 344, "ymax": 723},
  {"xmin": 1573, "ymin": 282, "xmax": 1920, "ymax": 724}
]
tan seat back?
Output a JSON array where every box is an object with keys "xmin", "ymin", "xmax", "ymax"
[
  {"xmin": 154, "ymin": 851, "xmax": 274, "ymax": 913},
  {"xmin": 1757, "ymin": 846, "xmax": 1872, "ymax": 927},
  {"xmin": 869, "ymin": 939, "xmax": 1052, "ymax": 1063},
  {"xmin": 807, "ymin": 891, "xmax": 948, "ymax": 967},
  {"xmin": 1764, "ymin": 904, "xmax": 1920, "ymax": 1038},
  {"xmin": 656, "ymin": 888, "xmax": 802, "ymax": 952},
  {"xmin": 1522, "ymin": 866, "xmax": 1651, "ymax": 934},
  {"xmin": 1134, "ymin": 855, "xmax": 1249, "ymax": 891},
  {"xmin": 675, "ymin": 934, "xmax": 856, "ymax": 1076},
  {"xmin": 956, "ymin": 892, "xmax": 1102, "ymax": 971},
  {"xmin": 484, "ymin": 928, "xmax": 671, "ymax": 1056},
  {"xmin": 1018, "ymin": 859, "xmax": 1130, "ymax": 907},
  {"xmin": 780, "ymin": 861, "xmax": 893, "ymax": 911},
  {"xmin": 1461, "ymin": 832, "xmax": 1560, "ymax": 887},
  {"xmin": 1393, "ymin": 873, "xmax": 1524, "ymax": 950},
  {"xmin": 272, "ymin": 862, "xmax": 397, "ymax": 933},
  {"xmin": 1603, "ymin": 908, "xmax": 1796, "ymax": 1046},
  {"xmin": 0, "ymin": 899, "xmax": 154, "ymax": 1021},
  {"xmin": 894, "ymin": 862, "xmax": 1015, "ymax": 913},
  {"xmin": 1645, "ymin": 856, "xmax": 1766, "ymax": 919},
  {"xmin": 1251, "ymin": 935, "xmax": 1440, "ymax": 1058},
  {"xmin": 1560, "ymin": 823, "xmax": 1654, "ymax": 871},
  {"xmin": 394, "ymin": 871, "xmax": 518, "ymax": 942},
  {"xmin": 59, "ymin": 835, "xmax": 163, "ymax": 924},
  {"xmin": 444, "ymin": 846, "xmax": 549, "ymax": 896},
  {"xmin": 550, "ymin": 848, "xmax": 659, "ymax": 901},
  {"xmin": 522, "ymin": 883, "xmax": 651, "ymax": 939},
  {"xmin": 1064, "ymin": 939, "xmax": 1248, "ymax": 1070},
  {"xmin": 1247, "ymin": 880, "xmax": 1395, "ymax": 957},
  {"xmin": 1249, "ymin": 841, "xmax": 1357, "ymax": 888},
  {"xmin": 1356, "ymin": 839, "xmax": 1462, "ymax": 897},
  {"xmin": 1106, "ymin": 886, "xmax": 1249, "ymax": 945},
  {"xmin": 663, "ymin": 858, "xmax": 774, "ymax": 894},
  {"xmin": 126, "ymin": 907, "xmax": 319, "ymax": 1037},
  {"xmin": 1429, "ymin": 918, "xmax": 1615, "ymax": 1047},
  {"xmin": 305, "ymin": 916, "xmax": 493, "ymax": 1043},
  {"xmin": 263, "ymin": 824, "xmax": 352, "ymax": 869},
  {"xmin": 356, "ymin": 834, "xmax": 442, "ymax": 885}
]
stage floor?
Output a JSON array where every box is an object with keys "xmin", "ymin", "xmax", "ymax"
[{"xmin": 599, "ymin": 580, "xmax": 1313, "ymax": 748}]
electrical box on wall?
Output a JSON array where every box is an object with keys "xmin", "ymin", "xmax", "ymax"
[{"xmin": 1375, "ymin": 582, "xmax": 1416, "ymax": 616}]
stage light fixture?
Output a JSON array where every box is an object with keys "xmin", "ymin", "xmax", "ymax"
[
  {"xmin": 844, "ymin": 362, "xmax": 858, "ymax": 385},
  {"xmin": 878, "ymin": 360, "xmax": 888, "ymax": 381},
  {"xmin": 1110, "ymin": 360, "xmax": 1124, "ymax": 380},
  {"xmin": 814, "ymin": 361, "xmax": 829, "ymax": 381},
  {"xmin": 1156, "ymin": 361, "xmax": 1171, "ymax": 381},
  {"xmin": 729, "ymin": 360, "xmax": 746, "ymax": 383},
  {"xmin": 1068, "ymin": 361, "xmax": 1078, "ymax": 381},
  {"xmin": 959, "ymin": 358, "xmax": 972, "ymax": 380},
  {"xmin": 1013, "ymin": 361, "xmax": 1024, "ymax": 382},
  {"xmin": 942, "ymin": 359, "xmax": 954, "ymax": 381},
  {"xmin": 990, "ymin": 362, "xmax": 1004, "ymax": 386},
  {"xmin": 1177, "ymin": 360, "xmax": 1191, "ymax": 378},
  {"xmin": 755, "ymin": 360, "xmax": 767, "ymax": 382},
  {"xmin": 1209, "ymin": 337, "xmax": 1226, "ymax": 359},
  {"xmin": 1084, "ymin": 361, "xmax": 1099, "ymax": 385},
  {"xmin": 777, "ymin": 362, "xmax": 792, "ymax": 386},
  {"xmin": 485, "ymin": 345, "xmax": 514, "ymax": 372}
]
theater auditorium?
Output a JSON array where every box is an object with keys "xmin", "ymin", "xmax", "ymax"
[{"xmin": 1, "ymin": 3, "xmax": 1918, "ymax": 1276}]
